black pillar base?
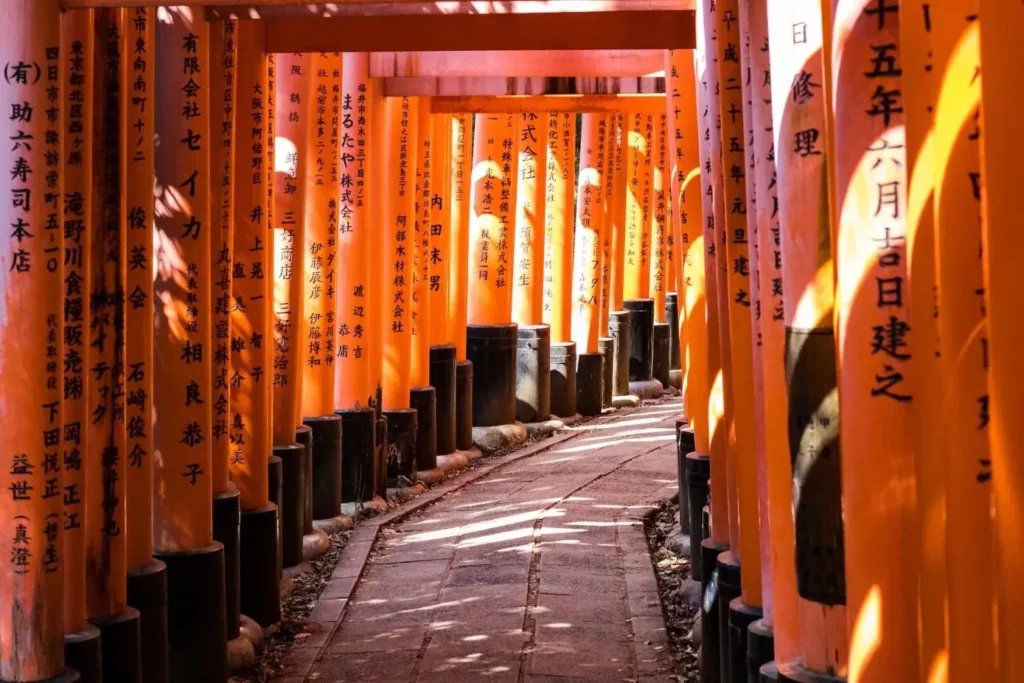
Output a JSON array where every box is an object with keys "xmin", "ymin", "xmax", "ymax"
[
  {"xmin": 718, "ymin": 551, "xmax": 743, "ymax": 683},
  {"xmin": 686, "ymin": 454, "xmax": 710, "ymax": 574},
  {"xmin": 700, "ymin": 539, "xmax": 730, "ymax": 683},
  {"xmin": 410, "ymin": 386, "xmax": 438, "ymax": 472},
  {"xmin": 675, "ymin": 417, "xmax": 693, "ymax": 536},
  {"xmin": 728, "ymin": 598, "xmax": 763, "ymax": 683},
  {"xmin": 90, "ymin": 607, "xmax": 142, "ymax": 683},
  {"xmin": 748, "ymin": 619, "xmax": 775, "ymax": 683},
  {"xmin": 608, "ymin": 310, "xmax": 632, "ymax": 396},
  {"xmin": 127, "ymin": 560, "xmax": 169, "ymax": 683},
  {"xmin": 295, "ymin": 425, "xmax": 314, "ymax": 534},
  {"xmin": 430, "ymin": 344, "xmax": 458, "ymax": 455},
  {"xmin": 239, "ymin": 502, "xmax": 282, "ymax": 627},
  {"xmin": 154, "ymin": 543, "xmax": 228, "ymax": 683},
  {"xmin": 338, "ymin": 408, "xmax": 376, "ymax": 503},
  {"xmin": 212, "ymin": 487, "xmax": 240, "ymax": 640},
  {"xmin": 623, "ymin": 299, "xmax": 655, "ymax": 382},
  {"xmin": 666, "ymin": 292, "xmax": 681, "ymax": 370},
  {"xmin": 375, "ymin": 414, "xmax": 389, "ymax": 498},
  {"xmin": 304, "ymin": 415, "xmax": 342, "ymax": 520},
  {"xmin": 467, "ymin": 323, "xmax": 518, "ymax": 427},
  {"xmin": 576, "ymin": 351, "xmax": 604, "ymax": 417},
  {"xmin": 550, "ymin": 341, "xmax": 578, "ymax": 418},
  {"xmin": 516, "ymin": 324, "xmax": 552, "ymax": 423},
  {"xmin": 384, "ymin": 408, "xmax": 418, "ymax": 486},
  {"xmin": 455, "ymin": 360, "xmax": 474, "ymax": 451},
  {"xmin": 65, "ymin": 624, "xmax": 102, "ymax": 683},
  {"xmin": 268, "ymin": 453, "xmax": 283, "ymax": 518},
  {"xmin": 598, "ymin": 337, "xmax": 615, "ymax": 408},
  {"xmin": 273, "ymin": 444, "xmax": 306, "ymax": 568},
  {"xmin": 773, "ymin": 661, "xmax": 846, "ymax": 682},
  {"xmin": 653, "ymin": 321, "xmax": 672, "ymax": 388}
]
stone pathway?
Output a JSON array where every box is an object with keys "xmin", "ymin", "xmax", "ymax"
[{"xmin": 278, "ymin": 402, "xmax": 683, "ymax": 682}]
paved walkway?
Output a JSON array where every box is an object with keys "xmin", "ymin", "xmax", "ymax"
[{"xmin": 278, "ymin": 402, "xmax": 682, "ymax": 682}]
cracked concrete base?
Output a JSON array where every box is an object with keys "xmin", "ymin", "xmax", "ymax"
[
  {"xmin": 228, "ymin": 614, "xmax": 266, "ymax": 671},
  {"xmin": 472, "ymin": 421, "xmax": 528, "ymax": 453},
  {"xmin": 669, "ymin": 369, "xmax": 683, "ymax": 389},
  {"xmin": 312, "ymin": 514, "xmax": 354, "ymax": 535},
  {"xmin": 302, "ymin": 528, "xmax": 330, "ymax": 562},
  {"xmin": 612, "ymin": 394, "xmax": 642, "ymax": 408},
  {"xmin": 629, "ymin": 378, "xmax": 664, "ymax": 399}
]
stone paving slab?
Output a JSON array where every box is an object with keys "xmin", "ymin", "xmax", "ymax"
[{"xmin": 277, "ymin": 402, "xmax": 682, "ymax": 682}]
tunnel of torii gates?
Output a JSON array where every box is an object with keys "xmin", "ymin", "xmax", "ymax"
[{"xmin": 5, "ymin": 0, "xmax": 1024, "ymax": 682}]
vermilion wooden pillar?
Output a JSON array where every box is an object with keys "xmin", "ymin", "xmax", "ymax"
[
  {"xmin": 600, "ymin": 115, "xmax": 616, "ymax": 337},
  {"xmin": 650, "ymin": 113, "xmax": 669, "ymax": 322},
  {"xmin": 624, "ymin": 112, "xmax": 652, "ymax": 301},
  {"xmin": 448, "ymin": 113, "xmax": 474, "ymax": 448},
  {"xmin": 979, "ymin": 2, "xmax": 1024, "ymax": 681},
  {"xmin": 543, "ymin": 113, "xmax": 575, "ymax": 343},
  {"xmin": 429, "ymin": 114, "xmax": 453, "ymax": 346},
  {"xmin": 931, "ymin": 6, "xmax": 995, "ymax": 681},
  {"xmin": 829, "ymin": 0, "xmax": 920, "ymax": 680},
  {"xmin": 411, "ymin": 98, "xmax": 433, "ymax": 391},
  {"xmin": 899, "ymin": 5, "xmax": 948, "ymax": 678},
  {"xmin": 0, "ymin": 2, "xmax": 67, "ymax": 680},
  {"xmin": 609, "ymin": 113, "xmax": 628, "ymax": 313},
  {"xmin": 153, "ymin": 8, "xmax": 228, "ymax": 680},
  {"xmin": 512, "ymin": 113, "xmax": 548, "ymax": 327}
]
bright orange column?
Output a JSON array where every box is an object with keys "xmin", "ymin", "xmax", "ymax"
[
  {"xmin": 650, "ymin": 113, "xmax": 669, "ymax": 320},
  {"xmin": 411, "ymin": 98, "xmax": 432, "ymax": 387},
  {"xmin": 382, "ymin": 97, "xmax": 418, "ymax": 410},
  {"xmin": 543, "ymin": 113, "xmax": 576, "ymax": 342},
  {"xmin": 512, "ymin": 113, "xmax": 548, "ymax": 326},
  {"xmin": 0, "ymin": 2, "xmax": 65, "ymax": 678},
  {"xmin": 609, "ymin": 114, "xmax": 628, "ymax": 312},
  {"xmin": 230, "ymin": 21, "xmax": 271, "ymax": 511},
  {"xmin": 932, "ymin": 6, "xmax": 994, "ymax": 681},
  {"xmin": 302, "ymin": 52, "xmax": 341, "ymax": 418},
  {"xmin": 979, "ymin": 3, "xmax": 1024, "ymax": 682},
  {"xmin": 153, "ymin": 5, "xmax": 214, "ymax": 553},
  {"xmin": 448, "ymin": 114, "xmax": 471, "ymax": 359},
  {"xmin": 335, "ymin": 53, "xmax": 375, "ymax": 410},
  {"xmin": 209, "ymin": 19, "xmax": 236, "ymax": 498},
  {"xmin": 429, "ymin": 114, "xmax": 453, "ymax": 345},
  {"xmin": 623, "ymin": 112, "xmax": 652, "ymax": 301},
  {"xmin": 570, "ymin": 114, "xmax": 606, "ymax": 355},
  {"xmin": 767, "ymin": 0, "xmax": 850, "ymax": 673},
  {"xmin": 600, "ymin": 115, "xmax": 617, "ymax": 334},
  {"xmin": 60, "ymin": 7, "xmax": 93, "ymax": 643},
  {"xmin": 716, "ymin": 0, "xmax": 762, "ymax": 608},
  {"xmin": 828, "ymin": 0, "xmax": 920, "ymax": 680},
  {"xmin": 899, "ymin": 4, "xmax": 948, "ymax": 679},
  {"xmin": 272, "ymin": 52, "xmax": 310, "ymax": 445}
]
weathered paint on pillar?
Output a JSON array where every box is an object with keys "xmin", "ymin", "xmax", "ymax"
[
  {"xmin": 623, "ymin": 112, "xmax": 652, "ymax": 300},
  {"xmin": 272, "ymin": 53, "xmax": 310, "ymax": 444},
  {"xmin": 382, "ymin": 97, "xmax": 417, "ymax": 410},
  {"xmin": 230, "ymin": 21, "xmax": 271, "ymax": 510},
  {"xmin": 666, "ymin": 48, "xmax": 705, "ymax": 434},
  {"xmin": 829, "ymin": 0, "xmax": 920, "ymax": 679},
  {"xmin": 367, "ymin": 76, "xmax": 385, "ymax": 410},
  {"xmin": 979, "ymin": 2, "xmax": 1024, "ymax": 681},
  {"xmin": 600, "ymin": 115, "xmax": 616, "ymax": 335},
  {"xmin": 0, "ymin": 2, "xmax": 65, "ymax": 678},
  {"xmin": 716, "ymin": 0, "xmax": 761, "ymax": 605},
  {"xmin": 609, "ymin": 114, "xmax": 628, "ymax": 313},
  {"xmin": 899, "ymin": 3, "xmax": 948, "ymax": 680},
  {"xmin": 428, "ymin": 114, "xmax": 453, "ymax": 345},
  {"xmin": 570, "ymin": 114, "xmax": 606, "ymax": 355},
  {"xmin": 153, "ymin": 4, "xmax": 214, "ymax": 552},
  {"xmin": 411, "ymin": 98, "xmax": 432, "ymax": 387},
  {"xmin": 768, "ymin": 0, "xmax": 850, "ymax": 672},
  {"xmin": 512, "ymin": 113, "xmax": 548, "ymax": 326},
  {"xmin": 650, "ymin": 113, "xmax": 669, "ymax": 322},
  {"xmin": 931, "ymin": 6, "xmax": 994, "ymax": 681},
  {"xmin": 743, "ymin": 0, "xmax": 800, "ymax": 661},
  {"xmin": 301, "ymin": 52, "xmax": 342, "ymax": 418},
  {"xmin": 695, "ymin": 2, "xmax": 729, "ymax": 539},
  {"xmin": 448, "ymin": 113, "xmax": 471, "ymax": 358},
  {"xmin": 543, "ymin": 113, "xmax": 575, "ymax": 342},
  {"xmin": 209, "ymin": 19, "xmax": 236, "ymax": 496},
  {"xmin": 335, "ymin": 53, "xmax": 375, "ymax": 410},
  {"xmin": 61, "ymin": 6, "xmax": 93, "ymax": 637}
]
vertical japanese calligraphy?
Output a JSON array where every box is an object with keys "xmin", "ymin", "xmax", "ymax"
[
  {"xmin": 570, "ymin": 114, "xmax": 605, "ymax": 355},
  {"xmin": 623, "ymin": 111, "xmax": 650, "ymax": 300},
  {"xmin": 543, "ymin": 113, "xmax": 575, "ymax": 342},
  {"xmin": 609, "ymin": 113, "xmax": 628, "ymax": 313},
  {"xmin": 448, "ymin": 114, "xmax": 471, "ymax": 360},
  {"xmin": 512, "ymin": 112, "xmax": 548, "ymax": 326},
  {"xmin": 411, "ymin": 98, "xmax": 432, "ymax": 387},
  {"xmin": 428, "ymin": 114, "xmax": 452, "ymax": 346},
  {"xmin": 650, "ymin": 113, "xmax": 669, "ymax": 320}
]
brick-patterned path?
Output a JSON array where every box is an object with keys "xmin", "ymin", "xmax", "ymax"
[{"xmin": 284, "ymin": 402, "xmax": 682, "ymax": 682}]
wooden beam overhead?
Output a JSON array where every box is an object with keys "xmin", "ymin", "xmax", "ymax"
[
  {"xmin": 369, "ymin": 50, "xmax": 667, "ymax": 78},
  {"xmin": 64, "ymin": 1, "xmax": 692, "ymax": 13},
  {"xmin": 429, "ymin": 94, "xmax": 666, "ymax": 114},
  {"xmin": 263, "ymin": 11, "xmax": 695, "ymax": 52}
]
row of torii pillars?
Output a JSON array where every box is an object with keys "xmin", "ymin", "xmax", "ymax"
[{"xmin": 3, "ymin": 1, "xmax": 1024, "ymax": 683}]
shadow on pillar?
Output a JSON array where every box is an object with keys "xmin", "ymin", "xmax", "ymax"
[
  {"xmin": 384, "ymin": 408, "xmax": 418, "ymax": 487},
  {"xmin": 90, "ymin": 608, "xmax": 142, "ymax": 682},
  {"xmin": 239, "ymin": 501, "xmax": 282, "ymax": 628},
  {"xmin": 653, "ymin": 321, "xmax": 671, "ymax": 388},
  {"xmin": 575, "ymin": 351, "xmax": 603, "ymax": 417},
  {"xmin": 272, "ymin": 444, "xmax": 305, "ymax": 568},
  {"xmin": 516, "ymin": 324, "xmax": 552, "ymax": 423},
  {"xmin": 304, "ymin": 415, "xmax": 342, "ymax": 521},
  {"xmin": 410, "ymin": 386, "xmax": 437, "ymax": 472},
  {"xmin": 430, "ymin": 344, "xmax": 458, "ymax": 455},
  {"xmin": 374, "ymin": 414, "xmax": 389, "ymax": 498},
  {"xmin": 623, "ymin": 299, "xmax": 654, "ymax": 381},
  {"xmin": 700, "ymin": 539, "xmax": 729, "ymax": 683},
  {"xmin": 675, "ymin": 418, "xmax": 694, "ymax": 536},
  {"xmin": 747, "ymin": 619, "xmax": 775, "ymax": 683},
  {"xmin": 337, "ymin": 408, "xmax": 376, "ymax": 504},
  {"xmin": 127, "ymin": 560, "xmax": 170, "ymax": 683},
  {"xmin": 154, "ymin": 542, "xmax": 228, "ymax": 683},
  {"xmin": 550, "ymin": 341, "xmax": 577, "ymax": 418},
  {"xmin": 212, "ymin": 486, "xmax": 240, "ymax": 641},
  {"xmin": 608, "ymin": 310, "xmax": 632, "ymax": 396},
  {"xmin": 467, "ymin": 324, "xmax": 518, "ymax": 426},
  {"xmin": 455, "ymin": 360, "xmax": 474, "ymax": 451},
  {"xmin": 666, "ymin": 292, "xmax": 681, "ymax": 370},
  {"xmin": 598, "ymin": 337, "xmax": 615, "ymax": 408},
  {"xmin": 728, "ymin": 597, "xmax": 762, "ymax": 683},
  {"xmin": 717, "ymin": 551, "xmax": 742, "ymax": 683}
]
